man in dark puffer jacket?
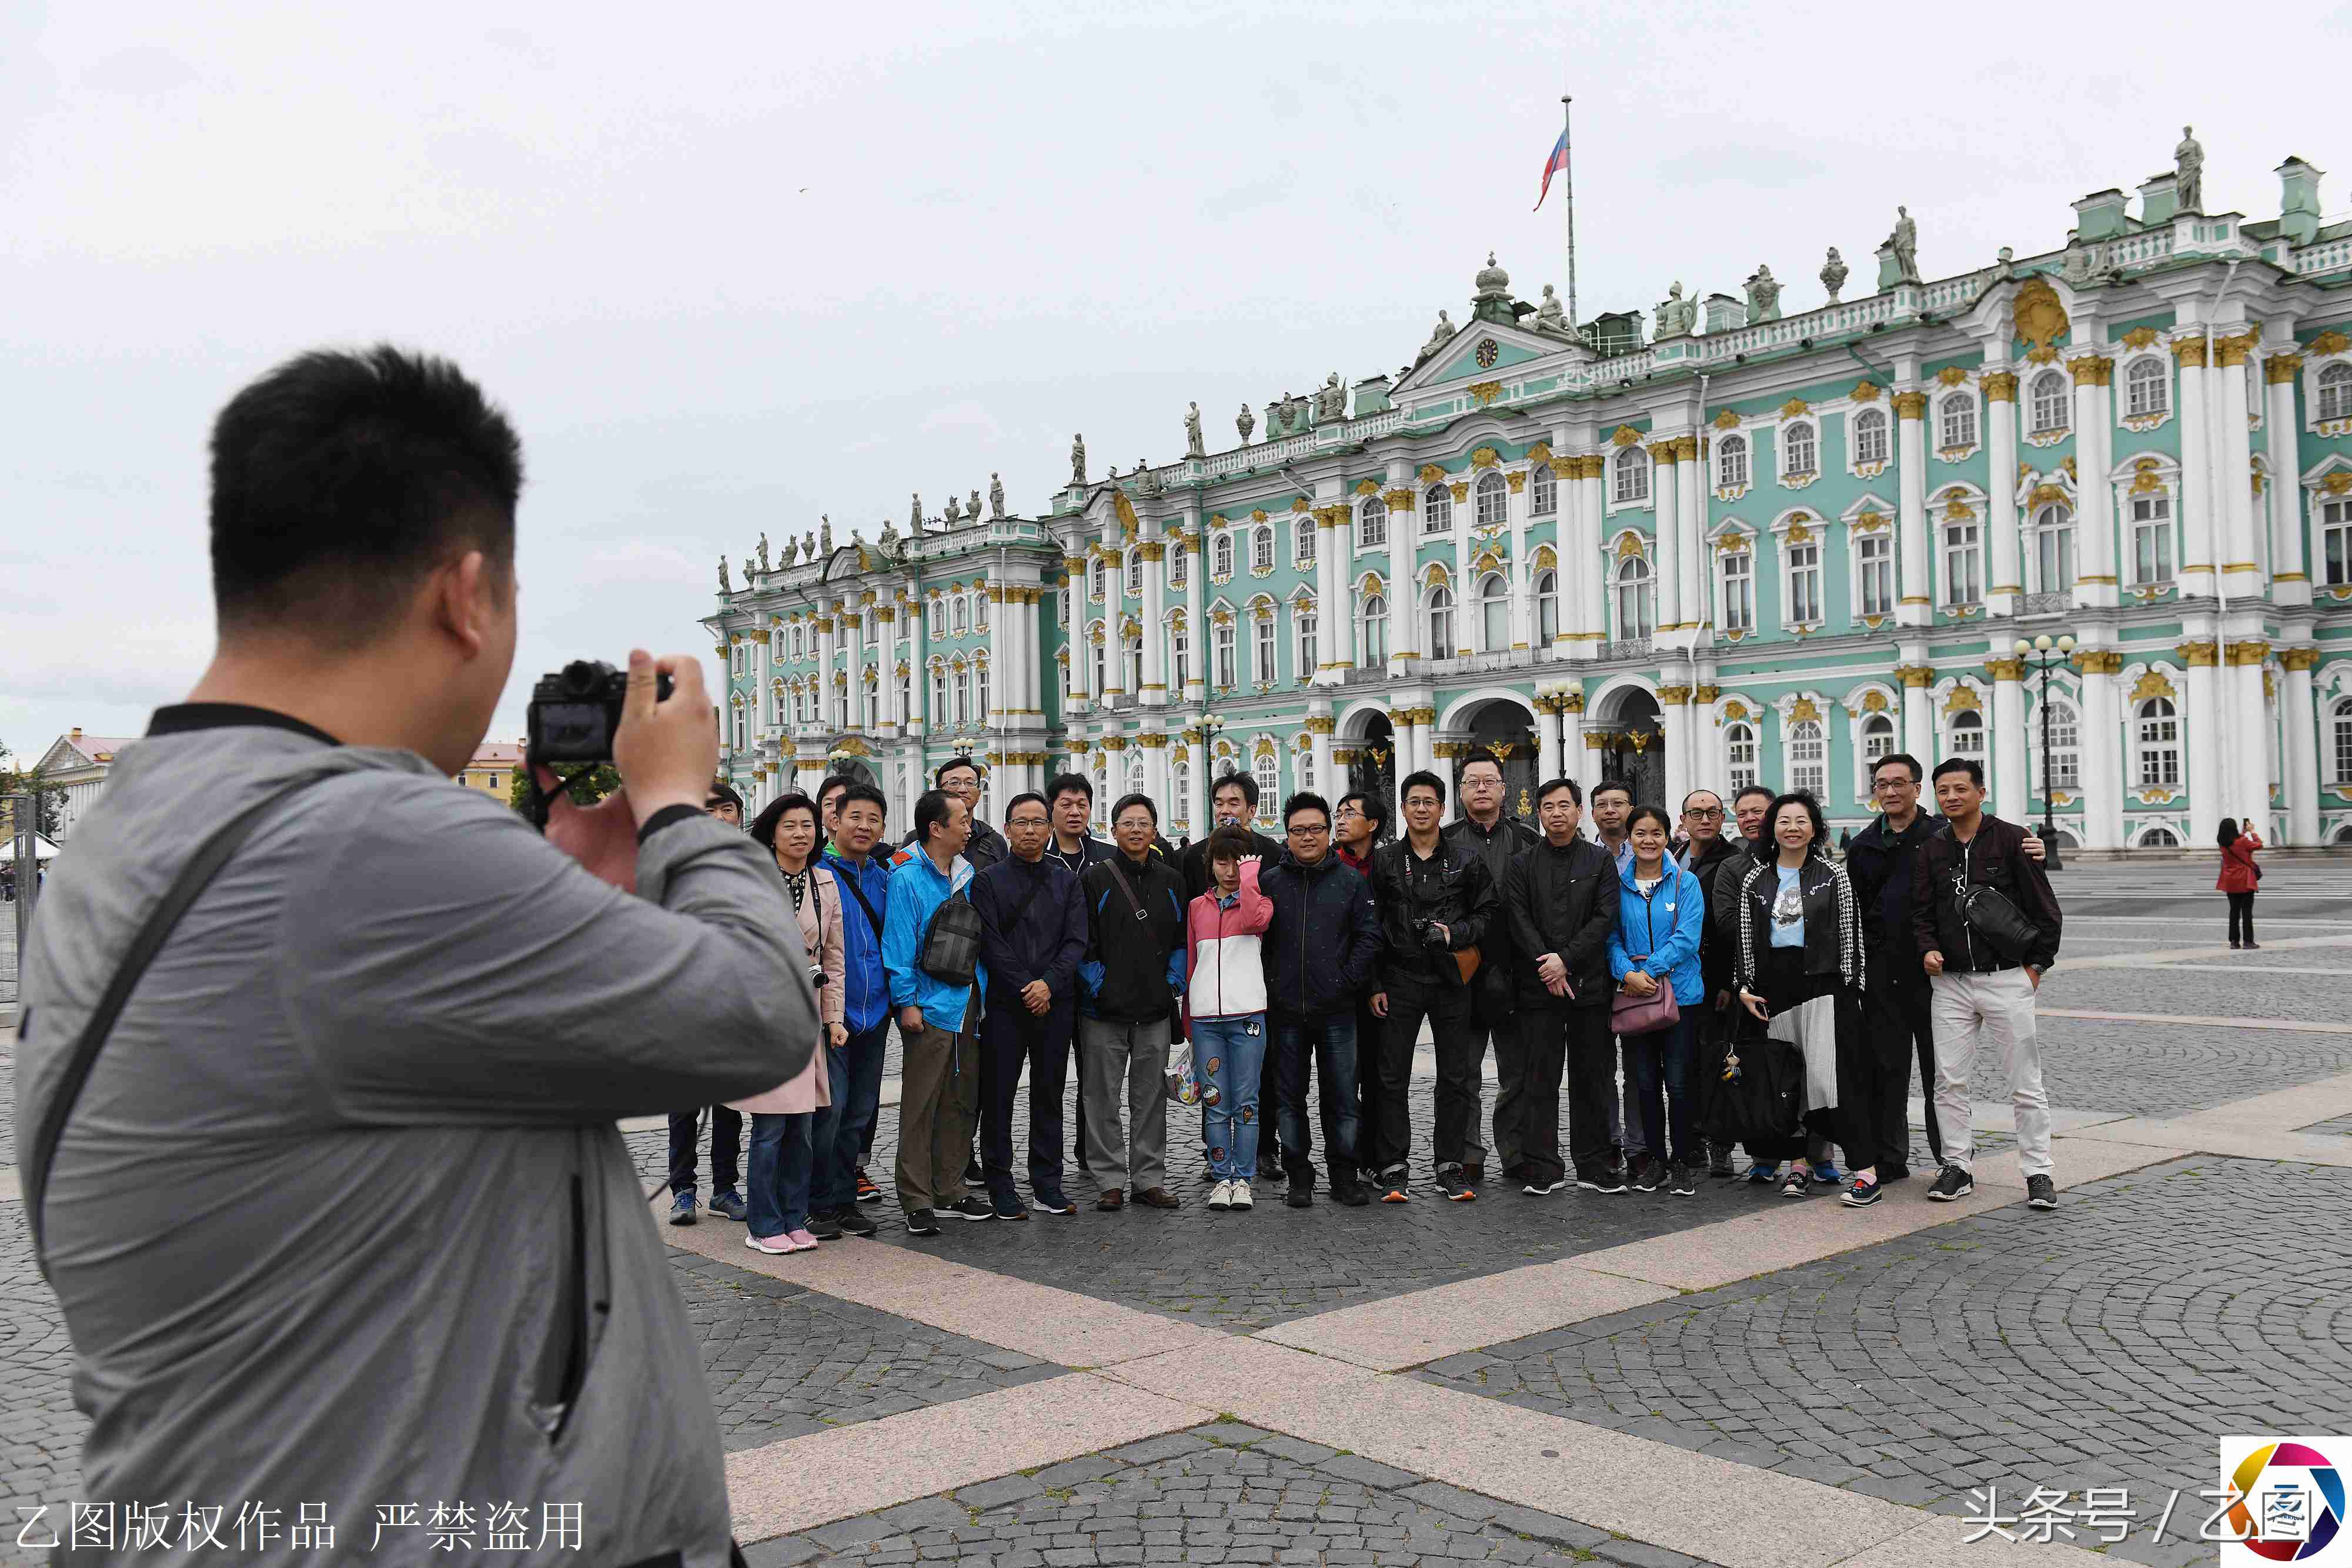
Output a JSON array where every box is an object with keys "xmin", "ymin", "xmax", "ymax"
[{"xmin": 1502, "ymin": 778, "xmax": 1621, "ymax": 1195}]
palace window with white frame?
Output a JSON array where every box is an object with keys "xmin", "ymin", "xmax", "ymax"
[
  {"xmin": 1296, "ymin": 609, "xmax": 1317, "ymax": 676},
  {"xmin": 1725, "ymin": 721, "xmax": 1758, "ymax": 793},
  {"xmin": 1252, "ymin": 526, "xmax": 1275, "ymax": 573},
  {"xmin": 2135, "ymin": 696, "xmax": 2181, "ymax": 786},
  {"xmin": 1719, "ymin": 544, "xmax": 1754, "ymax": 632},
  {"xmin": 1531, "ymin": 465, "xmax": 1557, "ymax": 515},
  {"xmin": 975, "ymin": 593, "xmax": 989, "ymax": 631},
  {"xmin": 730, "ymin": 705, "xmax": 745, "ymax": 750},
  {"xmin": 1788, "ymin": 718, "xmax": 1827, "ymax": 796},
  {"xmin": 1171, "ymin": 623, "xmax": 1188, "ymax": 688},
  {"xmin": 1782, "ymin": 421, "xmax": 1817, "ymax": 477},
  {"xmin": 929, "ymin": 668, "xmax": 948, "ymax": 720},
  {"xmin": 1170, "ymin": 543, "xmax": 1188, "ymax": 589},
  {"xmin": 1475, "ymin": 471, "xmax": 1507, "ymax": 527},
  {"xmin": 1942, "ymin": 521, "xmax": 1983, "ymax": 606},
  {"xmin": 1254, "ymin": 753, "xmax": 1280, "ymax": 815},
  {"xmin": 1423, "ymin": 484, "xmax": 1452, "ymax": 535},
  {"xmin": 1214, "ymin": 533, "xmax": 1234, "ymax": 577},
  {"xmin": 1057, "ymin": 659, "xmax": 1069, "ymax": 704},
  {"xmin": 976, "ymin": 666, "xmax": 989, "ymax": 722},
  {"xmin": 2033, "ymin": 503, "xmax": 2076, "ymax": 594},
  {"xmin": 953, "ymin": 670, "xmax": 969, "ymax": 725},
  {"xmin": 2320, "ymin": 363, "xmax": 2352, "ymax": 421},
  {"xmin": 1613, "ymin": 556, "xmax": 1654, "ymax": 638},
  {"xmin": 1254, "ymin": 616, "xmax": 1277, "ymax": 683},
  {"xmin": 1535, "ymin": 569, "xmax": 1559, "ymax": 643},
  {"xmin": 2036, "ymin": 697, "xmax": 2080, "ymax": 790},
  {"xmin": 1057, "ymin": 591, "xmax": 1069, "ymax": 627},
  {"xmin": 1860, "ymin": 713, "xmax": 1895, "ymax": 770},
  {"xmin": 2321, "ymin": 496, "xmax": 2352, "ymax": 587},
  {"xmin": 1090, "ymin": 557, "xmax": 1106, "ymax": 599},
  {"xmin": 1949, "ymin": 708, "xmax": 1985, "ymax": 761},
  {"xmin": 1214, "ymin": 621, "xmax": 1236, "ymax": 688},
  {"xmin": 2029, "ymin": 370, "xmax": 2070, "ymax": 434},
  {"xmin": 1294, "ymin": 747, "xmax": 1315, "ymax": 795},
  {"xmin": 1358, "ymin": 497, "xmax": 1388, "ymax": 547},
  {"xmin": 1940, "ymin": 392, "xmax": 1977, "ymax": 449},
  {"xmin": 1123, "ymin": 631, "xmax": 1142, "ymax": 693},
  {"xmin": 1426, "ymin": 584, "xmax": 1455, "ymax": 655},
  {"xmin": 731, "ymin": 644, "xmax": 745, "ymax": 676},
  {"xmin": 1719, "ymin": 434, "xmax": 1749, "ymax": 489},
  {"xmin": 1857, "ymin": 532, "xmax": 1894, "ymax": 617},
  {"xmin": 1128, "ymin": 754, "xmax": 1145, "ymax": 801},
  {"xmin": 1125, "ymin": 551, "xmax": 1141, "ymax": 595},
  {"xmin": 1171, "ymin": 758, "xmax": 1191, "ymax": 821},
  {"xmin": 1785, "ymin": 540, "xmax": 1823, "ymax": 626},
  {"xmin": 2330, "ymin": 697, "xmax": 2352, "ymax": 783},
  {"xmin": 1360, "ymin": 593, "xmax": 1389, "ymax": 663},
  {"xmin": 1852, "ymin": 407, "xmax": 1890, "ymax": 467},
  {"xmin": 1613, "ymin": 447, "xmax": 1650, "ymax": 504},
  {"xmin": 1091, "ymin": 639, "xmax": 1105, "ymax": 694},
  {"xmin": 1477, "ymin": 571, "xmax": 1509, "ymax": 651},
  {"xmin": 2130, "ymin": 493, "xmax": 2175, "ymax": 585},
  {"xmin": 789, "ymin": 624, "xmax": 804, "ymax": 660},
  {"xmin": 1294, "ymin": 516, "xmax": 1315, "ymax": 568},
  {"xmin": 2125, "ymin": 358, "xmax": 2168, "ymax": 417}
]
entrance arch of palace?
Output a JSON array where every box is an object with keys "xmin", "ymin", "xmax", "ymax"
[
  {"xmin": 1340, "ymin": 706, "xmax": 1396, "ymax": 813},
  {"xmin": 1445, "ymin": 694, "xmax": 1540, "ymax": 823},
  {"xmin": 1590, "ymin": 685, "xmax": 1665, "ymax": 808}
]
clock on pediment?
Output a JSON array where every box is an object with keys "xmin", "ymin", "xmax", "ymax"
[{"xmin": 1474, "ymin": 338, "xmax": 1500, "ymax": 370}]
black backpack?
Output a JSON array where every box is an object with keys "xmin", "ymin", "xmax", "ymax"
[{"xmin": 918, "ymin": 889, "xmax": 984, "ymax": 987}]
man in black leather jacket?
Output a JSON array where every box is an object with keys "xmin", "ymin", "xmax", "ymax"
[
  {"xmin": 1441, "ymin": 756, "xmax": 1542, "ymax": 1184},
  {"xmin": 1502, "ymin": 778, "xmax": 1621, "ymax": 1193},
  {"xmin": 1366, "ymin": 770, "xmax": 1496, "ymax": 1202}
]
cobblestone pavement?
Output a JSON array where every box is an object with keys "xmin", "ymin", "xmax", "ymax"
[
  {"xmin": 2298, "ymin": 1109, "xmax": 2352, "ymax": 1136},
  {"xmin": 1412, "ymin": 1156, "xmax": 2352, "ymax": 1534},
  {"xmin": 2014, "ymin": 1017, "xmax": 2352, "ymax": 1115},
  {"xmin": 666, "ymin": 1253, "xmax": 1068, "ymax": 1450},
  {"xmin": 0, "ymin": 1204, "xmax": 81, "ymax": 1559},
  {"xmin": 741, "ymin": 1420, "xmax": 1729, "ymax": 1568},
  {"xmin": 2039, "ymin": 964, "xmax": 2352, "ymax": 1022}
]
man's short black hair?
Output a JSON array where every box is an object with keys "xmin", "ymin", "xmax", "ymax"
[
  {"xmin": 914, "ymin": 788, "xmax": 960, "ymax": 845},
  {"xmin": 817, "ymin": 774, "xmax": 856, "ymax": 811},
  {"xmin": 1873, "ymin": 753, "xmax": 1925, "ymax": 785},
  {"xmin": 1004, "ymin": 791, "xmax": 1049, "ymax": 822},
  {"xmin": 936, "ymin": 756, "xmax": 981, "ymax": 787},
  {"xmin": 1932, "ymin": 756, "xmax": 1986, "ymax": 787},
  {"xmin": 1110, "ymin": 791, "xmax": 1158, "ymax": 827},
  {"xmin": 1338, "ymin": 790, "xmax": 1389, "ymax": 835},
  {"xmin": 705, "ymin": 780, "xmax": 744, "ymax": 814},
  {"xmin": 1283, "ymin": 791, "xmax": 1331, "ymax": 827},
  {"xmin": 1458, "ymin": 754, "xmax": 1503, "ymax": 780},
  {"xmin": 1536, "ymin": 777, "xmax": 1583, "ymax": 807},
  {"xmin": 1589, "ymin": 780, "xmax": 1634, "ymax": 807},
  {"xmin": 1401, "ymin": 769, "xmax": 1445, "ymax": 806},
  {"xmin": 1679, "ymin": 788, "xmax": 1722, "ymax": 814},
  {"xmin": 1733, "ymin": 784, "xmax": 1776, "ymax": 808},
  {"xmin": 835, "ymin": 781, "xmax": 887, "ymax": 818},
  {"xmin": 1212, "ymin": 772, "xmax": 1258, "ymax": 808},
  {"xmin": 209, "ymin": 346, "xmax": 524, "ymax": 650},
  {"xmin": 1046, "ymin": 771, "xmax": 1094, "ymax": 805}
]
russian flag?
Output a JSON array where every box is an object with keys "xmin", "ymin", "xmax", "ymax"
[{"xmin": 1533, "ymin": 128, "xmax": 1569, "ymax": 211}]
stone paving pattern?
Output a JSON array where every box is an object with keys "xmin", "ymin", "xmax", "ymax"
[
  {"xmin": 740, "ymin": 1422, "xmax": 1729, "ymax": 1568},
  {"xmin": 1414, "ymin": 1156, "xmax": 2352, "ymax": 1534},
  {"xmin": 666, "ymin": 1252, "xmax": 1067, "ymax": 1450},
  {"xmin": 2040, "ymin": 965, "xmax": 2352, "ymax": 1024},
  {"xmin": 0, "ymin": 1203, "xmax": 82, "ymax": 1560},
  {"xmin": 2019, "ymin": 1017, "xmax": 2352, "ymax": 1116}
]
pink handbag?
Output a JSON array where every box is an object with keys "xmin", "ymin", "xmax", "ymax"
[{"xmin": 1611, "ymin": 975, "xmax": 1681, "ymax": 1036}]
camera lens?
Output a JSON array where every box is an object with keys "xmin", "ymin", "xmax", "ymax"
[{"xmin": 559, "ymin": 660, "xmax": 602, "ymax": 696}]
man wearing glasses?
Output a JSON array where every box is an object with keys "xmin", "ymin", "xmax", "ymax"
[{"xmin": 1676, "ymin": 791, "xmax": 1743, "ymax": 1176}]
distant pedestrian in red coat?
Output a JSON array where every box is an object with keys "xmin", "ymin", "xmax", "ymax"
[{"xmin": 2216, "ymin": 818, "xmax": 2263, "ymax": 950}]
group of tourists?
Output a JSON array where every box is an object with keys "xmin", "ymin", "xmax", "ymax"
[{"xmin": 671, "ymin": 744, "xmax": 2071, "ymax": 1252}]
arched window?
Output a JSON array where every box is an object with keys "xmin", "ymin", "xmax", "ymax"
[
  {"xmin": 1940, "ymin": 392, "xmax": 1977, "ymax": 449},
  {"xmin": 1128, "ymin": 752, "xmax": 1146, "ymax": 801},
  {"xmin": 789, "ymin": 624, "xmax": 804, "ymax": 660},
  {"xmin": 1942, "ymin": 520, "xmax": 1983, "ymax": 606},
  {"xmin": 1852, "ymin": 407, "xmax": 1890, "ymax": 467},
  {"xmin": 2130, "ymin": 491, "xmax": 2175, "ymax": 585},
  {"xmin": 1295, "ymin": 608, "xmax": 1317, "ymax": 679},
  {"xmin": 1254, "ymin": 613, "xmax": 1277, "ymax": 683},
  {"xmin": 1294, "ymin": 745, "xmax": 1315, "ymax": 795},
  {"xmin": 1057, "ymin": 589, "xmax": 1070, "ymax": 627},
  {"xmin": 1214, "ymin": 621, "xmax": 1237, "ymax": 687},
  {"xmin": 1535, "ymin": 569, "xmax": 1559, "ymax": 643},
  {"xmin": 1532, "ymin": 464, "xmax": 1557, "ymax": 515},
  {"xmin": 1422, "ymin": 484, "xmax": 1452, "ymax": 535},
  {"xmin": 1360, "ymin": 593, "xmax": 1389, "ymax": 664},
  {"xmin": 1125, "ymin": 551, "xmax": 1142, "ymax": 595},
  {"xmin": 2033, "ymin": 503, "xmax": 2076, "ymax": 595},
  {"xmin": 976, "ymin": 664, "xmax": 989, "ymax": 721},
  {"xmin": 2125, "ymin": 359, "xmax": 2167, "ymax": 418},
  {"xmin": 2320, "ymin": 494, "xmax": 2352, "ymax": 587},
  {"xmin": 1716, "ymin": 434, "xmax": 1748, "ymax": 490},
  {"xmin": 1057, "ymin": 657, "xmax": 1070, "ymax": 704},
  {"xmin": 2330, "ymin": 697, "xmax": 2352, "ymax": 783},
  {"xmin": 953, "ymin": 667, "xmax": 970, "ymax": 725},
  {"xmin": 1785, "ymin": 539, "xmax": 1823, "ymax": 625},
  {"xmin": 1254, "ymin": 753, "xmax": 1280, "ymax": 815},
  {"xmin": 2140, "ymin": 824, "xmax": 2181, "ymax": 848},
  {"xmin": 1475, "ymin": 471, "xmax": 1508, "ymax": 527},
  {"xmin": 2320, "ymin": 363, "xmax": 2352, "ymax": 422},
  {"xmin": 1294, "ymin": 515, "xmax": 1316, "ymax": 567},
  {"xmin": 1613, "ymin": 556, "xmax": 1654, "ymax": 638},
  {"xmin": 1252, "ymin": 526, "xmax": 1275, "ymax": 573},
  {"xmin": 730, "ymin": 703, "xmax": 746, "ymax": 751},
  {"xmin": 1214, "ymin": 533, "xmax": 1234, "ymax": 577},
  {"xmin": 931, "ymin": 667, "xmax": 948, "ymax": 721},
  {"xmin": 1171, "ymin": 620, "xmax": 1189, "ymax": 688},
  {"xmin": 1613, "ymin": 447, "xmax": 1651, "ymax": 504},
  {"xmin": 2036, "ymin": 698, "xmax": 2080, "ymax": 790},
  {"xmin": 2134, "ymin": 696, "xmax": 2181, "ymax": 787},
  {"xmin": 1719, "ymin": 543, "xmax": 1754, "ymax": 632},
  {"xmin": 1123, "ymin": 629, "xmax": 1142, "ymax": 693},
  {"xmin": 1782, "ymin": 421, "xmax": 1817, "ymax": 477},
  {"xmin": 731, "ymin": 644, "xmax": 746, "ymax": 677},
  {"xmin": 1170, "ymin": 541, "xmax": 1188, "ymax": 589},
  {"xmin": 1427, "ymin": 584, "xmax": 1455, "ymax": 656},
  {"xmin": 1358, "ymin": 497, "xmax": 1388, "ymax": 548},
  {"xmin": 1949, "ymin": 708, "xmax": 1985, "ymax": 761},
  {"xmin": 1477, "ymin": 571, "xmax": 1509, "ymax": 651},
  {"xmin": 975, "ymin": 592, "xmax": 989, "ymax": 632},
  {"xmin": 1725, "ymin": 721, "xmax": 1758, "ymax": 792},
  {"xmin": 1788, "ymin": 718, "xmax": 1827, "ymax": 796},
  {"xmin": 1171, "ymin": 758, "xmax": 1191, "ymax": 825},
  {"xmin": 2030, "ymin": 370, "xmax": 2071, "ymax": 433},
  {"xmin": 1090, "ymin": 557, "xmax": 1106, "ymax": 599},
  {"xmin": 1091, "ymin": 637, "xmax": 1106, "ymax": 696},
  {"xmin": 1861, "ymin": 713, "xmax": 1895, "ymax": 768}
]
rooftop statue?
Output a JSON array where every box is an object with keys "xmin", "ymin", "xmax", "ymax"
[
  {"xmin": 780, "ymin": 533, "xmax": 798, "ymax": 566},
  {"xmin": 1655, "ymin": 280, "xmax": 1695, "ymax": 339},
  {"xmin": 820, "ymin": 517, "xmax": 833, "ymax": 555},
  {"xmin": 968, "ymin": 487, "xmax": 983, "ymax": 521},
  {"xmin": 2176, "ymin": 125, "xmax": 2204, "ymax": 213},
  {"xmin": 1237, "ymin": 402, "xmax": 1255, "ymax": 443},
  {"xmin": 910, "ymin": 492, "xmax": 922, "ymax": 530},
  {"xmin": 1745, "ymin": 263, "xmax": 1782, "ymax": 323},
  {"xmin": 802, "ymin": 529, "xmax": 816, "ymax": 560},
  {"xmin": 990, "ymin": 473, "xmax": 1005, "ymax": 518},
  {"xmin": 1184, "ymin": 400, "xmax": 1204, "ymax": 456},
  {"xmin": 1534, "ymin": 283, "xmax": 1569, "ymax": 336},
  {"xmin": 1422, "ymin": 308, "xmax": 1457, "ymax": 358},
  {"xmin": 757, "ymin": 531, "xmax": 770, "ymax": 573},
  {"xmin": 1994, "ymin": 246, "xmax": 2016, "ymax": 281},
  {"xmin": 1820, "ymin": 248, "xmax": 1849, "ymax": 305},
  {"xmin": 1071, "ymin": 433, "xmax": 1087, "ymax": 487},
  {"xmin": 717, "ymin": 554, "xmax": 731, "ymax": 593},
  {"xmin": 878, "ymin": 517, "xmax": 897, "ymax": 547},
  {"xmin": 1889, "ymin": 206, "xmax": 1919, "ymax": 283},
  {"xmin": 1314, "ymin": 373, "xmax": 1345, "ymax": 422},
  {"xmin": 944, "ymin": 493, "xmax": 961, "ymax": 524}
]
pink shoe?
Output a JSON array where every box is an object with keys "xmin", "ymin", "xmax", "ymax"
[
  {"xmin": 786, "ymin": 1228, "xmax": 820, "ymax": 1249},
  {"xmin": 745, "ymin": 1232, "xmax": 806, "ymax": 1255}
]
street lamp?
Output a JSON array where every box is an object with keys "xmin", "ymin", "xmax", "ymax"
[{"xmin": 2013, "ymin": 634, "xmax": 2076, "ymax": 872}]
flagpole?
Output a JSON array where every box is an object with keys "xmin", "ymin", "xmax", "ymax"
[{"xmin": 1561, "ymin": 95, "xmax": 1578, "ymax": 337}]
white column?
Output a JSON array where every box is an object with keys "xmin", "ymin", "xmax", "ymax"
[
  {"xmin": 1676, "ymin": 436, "xmax": 1706, "ymax": 630},
  {"xmin": 2267, "ymin": 354, "xmax": 2311, "ymax": 606},
  {"xmin": 1649, "ymin": 440, "xmax": 1682, "ymax": 635},
  {"xmin": 1392, "ymin": 498, "xmax": 1422, "ymax": 673},
  {"xmin": 1985, "ymin": 373, "xmax": 2022, "ymax": 616},
  {"xmin": 1660, "ymin": 687, "xmax": 1690, "ymax": 813},
  {"xmin": 1311, "ymin": 724, "xmax": 1333, "ymax": 797},
  {"xmin": 853, "ymin": 604, "xmax": 874, "ymax": 730},
  {"xmin": 2174, "ymin": 340, "xmax": 2217, "ymax": 601},
  {"xmin": 907, "ymin": 590, "xmax": 928, "ymax": 734},
  {"xmin": 1183, "ymin": 525, "xmax": 1207, "ymax": 701},
  {"xmin": 1990, "ymin": 660, "xmax": 2027, "ymax": 822},
  {"xmin": 1070, "ymin": 557, "xmax": 1096, "ymax": 711},
  {"xmin": 876, "ymin": 606, "xmax": 898, "ymax": 731},
  {"xmin": 817, "ymin": 607, "xmax": 839, "ymax": 732},
  {"xmin": 750, "ymin": 636, "xmax": 770, "ymax": 744},
  {"xmin": 2077, "ymin": 654, "xmax": 2124, "ymax": 850},
  {"xmin": 1506, "ymin": 473, "xmax": 1532, "ymax": 651},
  {"xmin": 2217, "ymin": 338, "xmax": 2263, "ymax": 599},
  {"xmin": 2184, "ymin": 640, "xmax": 2223, "ymax": 846},
  {"xmin": 1100, "ymin": 548, "xmax": 1127, "ymax": 701},
  {"xmin": 1578, "ymin": 457, "xmax": 1606, "ymax": 658},
  {"xmin": 1024, "ymin": 587, "xmax": 1043, "ymax": 721},
  {"xmin": 1895, "ymin": 392, "xmax": 1932, "ymax": 626},
  {"xmin": 1141, "ymin": 533, "xmax": 1168, "ymax": 705},
  {"xmin": 1899, "ymin": 666, "xmax": 1936, "ymax": 764},
  {"xmin": 1323, "ymin": 504, "xmax": 1351, "ymax": 671},
  {"xmin": 1142, "ymin": 730, "xmax": 1170, "ymax": 811},
  {"xmin": 1186, "ymin": 738, "xmax": 1210, "ymax": 834},
  {"xmin": 2227, "ymin": 643, "xmax": 2274, "ymax": 842},
  {"xmin": 2284, "ymin": 650, "xmax": 2321, "ymax": 845},
  {"xmin": 2073, "ymin": 359, "xmax": 2119, "ymax": 609},
  {"xmin": 1392, "ymin": 711, "xmax": 1417, "ymax": 823},
  {"xmin": 1538, "ymin": 700, "xmax": 1563, "ymax": 781},
  {"xmin": 1449, "ymin": 485, "xmax": 1472, "ymax": 660}
]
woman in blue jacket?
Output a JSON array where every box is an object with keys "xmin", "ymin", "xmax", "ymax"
[{"xmin": 1608, "ymin": 805, "xmax": 1706, "ymax": 1196}]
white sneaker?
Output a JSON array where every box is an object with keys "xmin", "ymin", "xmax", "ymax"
[
  {"xmin": 1207, "ymin": 1179, "xmax": 1234, "ymax": 1211},
  {"xmin": 1229, "ymin": 1181, "xmax": 1253, "ymax": 1211}
]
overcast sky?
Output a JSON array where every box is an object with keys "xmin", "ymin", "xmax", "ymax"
[{"xmin": 8, "ymin": 1, "xmax": 2347, "ymax": 764}]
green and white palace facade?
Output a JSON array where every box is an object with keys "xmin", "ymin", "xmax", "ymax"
[{"xmin": 708, "ymin": 146, "xmax": 2352, "ymax": 850}]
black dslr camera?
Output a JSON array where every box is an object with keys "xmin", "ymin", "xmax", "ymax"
[{"xmin": 527, "ymin": 659, "xmax": 671, "ymax": 767}]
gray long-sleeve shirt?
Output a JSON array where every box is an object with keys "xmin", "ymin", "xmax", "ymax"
[{"xmin": 16, "ymin": 711, "xmax": 818, "ymax": 1566}]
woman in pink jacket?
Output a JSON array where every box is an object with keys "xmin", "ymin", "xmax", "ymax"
[
  {"xmin": 740, "ymin": 793, "xmax": 847, "ymax": 1253},
  {"xmin": 2216, "ymin": 817, "xmax": 2263, "ymax": 950},
  {"xmin": 1184, "ymin": 826, "xmax": 1274, "ymax": 1211}
]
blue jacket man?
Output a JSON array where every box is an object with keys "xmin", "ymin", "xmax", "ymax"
[
  {"xmin": 816, "ymin": 784, "xmax": 897, "ymax": 1218},
  {"xmin": 880, "ymin": 790, "xmax": 988, "ymax": 1230}
]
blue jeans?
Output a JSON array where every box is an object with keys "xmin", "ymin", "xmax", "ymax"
[
  {"xmin": 1192, "ymin": 1016, "xmax": 1268, "ymax": 1180},
  {"xmin": 822, "ymin": 1021, "xmax": 890, "ymax": 1211},
  {"xmin": 748, "ymin": 1111, "xmax": 816, "ymax": 1236},
  {"xmin": 1272, "ymin": 1014, "xmax": 1359, "ymax": 1186},
  {"xmin": 1622, "ymin": 1011, "xmax": 1698, "ymax": 1166}
]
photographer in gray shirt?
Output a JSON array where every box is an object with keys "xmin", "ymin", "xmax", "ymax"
[{"xmin": 16, "ymin": 346, "xmax": 814, "ymax": 1567}]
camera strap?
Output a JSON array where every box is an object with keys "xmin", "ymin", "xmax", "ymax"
[{"xmin": 25, "ymin": 768, "xmax": 343, "ymax": 1277}]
